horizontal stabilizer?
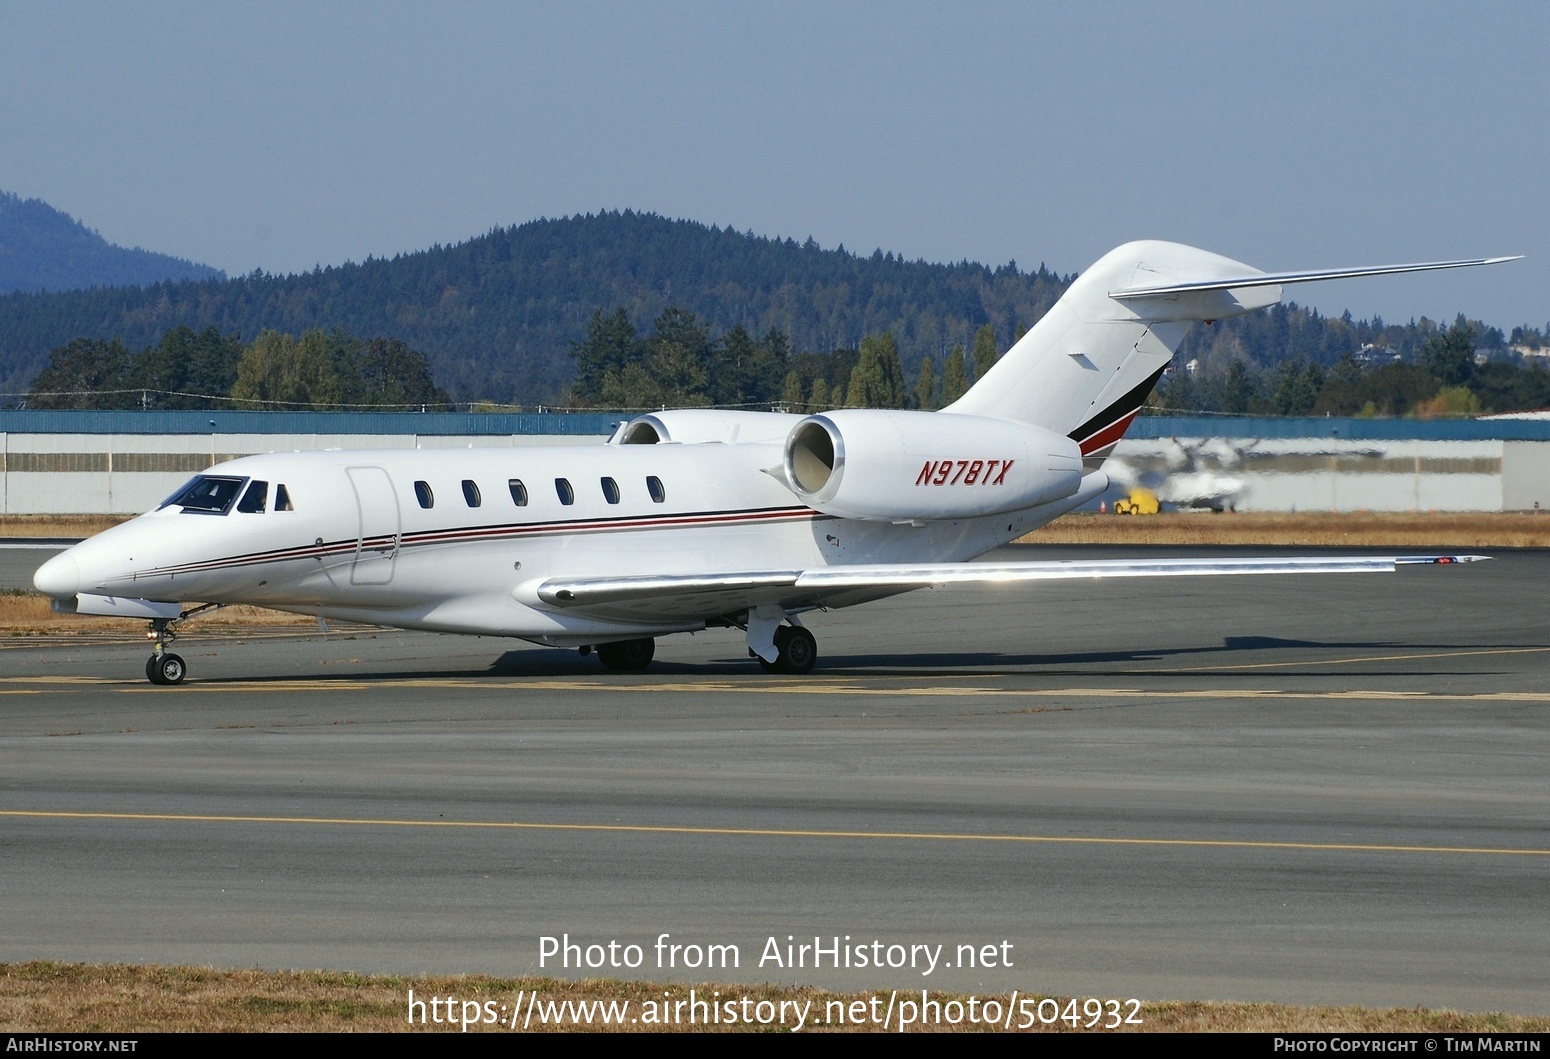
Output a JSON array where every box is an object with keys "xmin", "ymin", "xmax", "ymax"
[{"xmin": 1110, "ymin": 257, "xmax": 1521, "ymax": 299}]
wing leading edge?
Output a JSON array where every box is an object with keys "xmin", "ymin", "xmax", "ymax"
[{"xmin": 533, "ymin": 554, "xmax": 1488, "ymax": 623}]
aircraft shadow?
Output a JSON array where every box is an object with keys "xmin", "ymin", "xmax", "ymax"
[{"xmin": 190, "ymin": 635, "xmax": 1519, "ymax": 684}]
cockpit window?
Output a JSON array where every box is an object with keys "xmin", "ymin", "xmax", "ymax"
[
  {"xmin": 160, "ymin": 475, "xmax": 246, "ymax": 515},
  {"xmin": 237, "ymin": 480, "xmax": 268, "ymax": 513},
  {"xmin": 275, "ymin": 484, "xmax": 294, "ymax": 511}
]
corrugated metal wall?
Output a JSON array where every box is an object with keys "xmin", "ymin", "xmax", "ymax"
[
  {"xmin": 4, "ymin": 412, "xmax": 1550, "ymax": 514},
  {"xmin": 0, "ymin": 409, "xmax": 624, "ymax": 436}
]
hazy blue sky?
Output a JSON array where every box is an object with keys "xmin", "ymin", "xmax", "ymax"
[{"xmin": 3, "ymin": 1, "xmax": 1545, "ymax": 330}]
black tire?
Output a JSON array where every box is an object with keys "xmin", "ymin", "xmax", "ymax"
[
  {"xmin": 146, "ymin": 656, "xmax": 165, "ymax": 685},
  {"xmin": 773, "ymin": 626, "xmax": 817, "ymax": 675},
  {"xmin": 596, "ymin": 637, "xmax": 655, "ymax": 672},
  {"xmin": 151, "ymin": 653, "xmax": 186, "ymax": 685},
  {"xmin": 756, "ymin": 656, "xmax": 779, "ymax": 673}
]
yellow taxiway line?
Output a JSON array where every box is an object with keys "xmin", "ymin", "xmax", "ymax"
[{"xmin": 1, "ymin": 808, "xmax": 1545, "ymax": 858}]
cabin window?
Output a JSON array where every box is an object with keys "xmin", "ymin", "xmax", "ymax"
[
  {"xmin": 160, "ymin": 475, "xmax": 245, "ymax": 515},
  {"xmin": 555, "ymin": 478, "xmax": 574, "ymax": 505},
  {"xmin": 647, "ymin": 476, "xmax": 666, "ymax": 503},
  {"xmin": 275, "ymin": 484, "xmax": 294, "ymax": 511},
  {"xmin": 508, "ymin": 479, "xmax": 528, "ymax": 506},
  {"xmin": 237, "ymin": 480, "xmax": 268, "ymax": 513},
  {"xmin": 414, "ymin": 481, "xmax": 434, "ymax": 509},
  {"xmin": 462, "ymin": 479, "xmax": 482, "ymax": 507},
  {"xmin": 601, "ymin": 477, "xmax": 620, "ymax": 504}
]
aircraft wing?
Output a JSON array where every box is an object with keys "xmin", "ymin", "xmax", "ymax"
[{"xmin": 533, "ymin": 554, "xmax": 1488, "ymax": 624}]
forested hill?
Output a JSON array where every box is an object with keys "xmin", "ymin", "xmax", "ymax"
[
  {"xmin": 0, "ymin": 192, "xmax": 223, "ymax": 296},
  {"xmin": 0, "ymin": 210, "xmax": 1071, "ymax": 402}
]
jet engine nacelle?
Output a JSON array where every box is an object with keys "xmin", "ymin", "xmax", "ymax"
[
  {"xmin": 783, "ymin": 410, "xmax": 1083, "ymax": 521},
  {"xmin": 614, "ymin": 409, "xmax": 805, "ymax": 446}
]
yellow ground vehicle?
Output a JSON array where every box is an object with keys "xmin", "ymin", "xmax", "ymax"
[{"xmin": 1113, "ymin": 488, "xmax": 1160, "ymax": 515}]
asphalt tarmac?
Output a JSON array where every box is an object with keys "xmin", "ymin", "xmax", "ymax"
[{"xmin": 1, "ymin": 543, "xmax": 1546, "ymax": 1012}]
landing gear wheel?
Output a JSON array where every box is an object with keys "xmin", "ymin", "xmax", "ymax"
[
  {"xmin": 596, "ymin": 637, "xmax": 655, "ymax": 672},
  {"xmin": 772, "ymin": 626, "xmax": 817, "ymax": 675},
  {"xmin": 147, "ymin": 653, "xmax": 186, "ymax": 685},
  {"xmin": 757, "ymin": 656, "xmax": 779, "ymax": 674}
]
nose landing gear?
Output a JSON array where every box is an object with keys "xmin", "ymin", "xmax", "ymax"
[
  {"xmin": 143, "ymin": 603, "xmax": 220, "ymax": 685},
  {"xmin": 146, "ymin": 650, "xmax": 186, "ymax": 686},
  {"xmin": 145, "ymin": 617, "xmax": 186, "ymax": 685}
]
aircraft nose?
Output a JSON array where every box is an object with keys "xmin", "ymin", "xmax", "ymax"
[{"xmin": 33, "ymin": 552, "xmax": 81, "ymax": 598}]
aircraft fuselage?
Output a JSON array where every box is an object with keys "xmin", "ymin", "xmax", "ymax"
[{"xmin": 37, "ymin": 440, "xmax": 1061, "ymax": 644}]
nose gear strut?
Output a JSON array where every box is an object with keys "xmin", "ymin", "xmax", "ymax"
[{"xmin": 144, "ymin": 603, "xmax": 222, "ymax": 685}]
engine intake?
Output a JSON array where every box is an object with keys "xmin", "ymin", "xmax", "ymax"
[{"xmin": 783, "ymin": 410, "xmax": 1082, "ymax": 521}]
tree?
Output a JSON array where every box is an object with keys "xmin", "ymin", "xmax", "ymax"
[
  {"xmin": 232, "ymin": 329, "xmax": 344, "ymax": 408},
  {"xmin": 712, "ymin": 323, "xmax": 787, "ymax": 407},
  {"xmin": 1270, "ymin": 359, "xmax": 1324, "ymax": 415},
  {"xmin": 132, "ymin": 325, "xmax": 244, "ymax": 408},
  {"xmin": 845, "ymin": 332, "xmax": 906, "ymax": 408},
  {"xmin": 26, "ymin": 338, "xmax": 135, "ymax": 408},
  {"xmin": 754, "ymin": 327, "xmax": 792, "ymax": 404},
  {"xmin": 940, "ymin": 344, "xmax": 969, "ymax": 404},
  {"xmin": 1422, "ymin": 316, "xmax": 1477, "ymax": 387},
  {"xmin": 641, "ymin": 307, "xmax": 712, "ymax": 407},
  {"xmin": 1413, "ymin": 385, "xmax": 1482, "ymax": 418},
  {"xmin": 348, "ymin": 337, "xmax": 450, "ymax": 407},
  {"xmin": 715, "ymin": 323, "xmax": 758, "ymax": 406},
  {"xmin": 971, "ymin": 323, "xmax": 998, "ymax": 385},
  {"xmin": 1219, "ymin": 360, "xmax": 1262, "ymax": 415},
  {"xmin": 913, "ymin": 355, "xmax": 937, "ymax": 410},
  {"xmin": 569, "ymin": 308, "xmax": 638, "ymax": 404},
  {"xmin": 781, "ymin": 369, "xmax": 804, "ymax": 410}
]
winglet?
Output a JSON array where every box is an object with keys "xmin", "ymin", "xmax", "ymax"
[{"xmin": 1393, "ymin": 554, "xmax": 1492, "ymax": 565}]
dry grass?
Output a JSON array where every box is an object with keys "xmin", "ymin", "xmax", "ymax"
[
  {"xmin": 0, "ymin": 593, "xmax": 318, "ymax": 637},
  {"xmin": 0, "ymin": 963, "xmax": 1542, "ymax": 1033},
  {"xmin": 1021, "ymin": 511, "xmax": 1550, "ymax": 548},
  {"xmin": 0, "ymin": 514, "xmax": 131, "ymax": 538}
]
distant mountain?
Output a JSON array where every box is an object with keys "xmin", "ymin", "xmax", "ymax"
[
  {"xmin": 0, "ymin": 191, "xmax": 223, "ymax": 295},
  {"xmin": 0, "ymin": 210, "xmax": 1070, "ymax": 402},
  {"xmin": 0, "ymin": 208, "xmax": 1507, "ymax": 408}
]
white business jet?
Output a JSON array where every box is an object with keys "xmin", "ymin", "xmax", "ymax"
[{"xmin": 34, "ymin": 241, "xmax": 1512, "ymax": 684}]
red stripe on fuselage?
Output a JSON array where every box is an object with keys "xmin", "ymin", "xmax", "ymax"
[{"xmin": 150, "ymin": 506, "xmax": 821, "ymax": 578}]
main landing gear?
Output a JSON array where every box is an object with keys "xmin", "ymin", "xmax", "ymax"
[
  {"xmin": 742, "ymin": 605, "xmax": 818, "ymax": 675},
  {"xmin": 594, "ymin": 637, "xmax": 656, "ymax": 672},
  {"xmin": 581, "ymin": 620, "xmax": 820, "ymax": 676},
  {"xmin": 756, "ymin": 625, "xmax": 817, "ymax": 675}
]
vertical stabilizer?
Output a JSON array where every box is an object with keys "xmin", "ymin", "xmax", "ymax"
[{"xmin": 944, "ymin": 241, "xmax": 1278, "ymax": 468}]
